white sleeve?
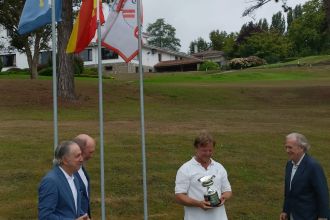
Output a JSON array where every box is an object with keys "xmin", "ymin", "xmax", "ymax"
[{"xmin": 175, "ymin": 166, "xmax": 190, "ymax": 194}]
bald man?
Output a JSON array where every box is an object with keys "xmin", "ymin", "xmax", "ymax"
[{"xmin": 73, "ymin": 134, "xmax": 96, "ymax": 218}]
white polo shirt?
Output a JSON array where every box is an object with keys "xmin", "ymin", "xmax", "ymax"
[{"xmin": 175, "ymin": 157, "xmax": 232, "ymax": 220}]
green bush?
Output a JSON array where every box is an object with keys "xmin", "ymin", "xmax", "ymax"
[
  {"xmin": 0, "ymin": 58, "xmax": 3, "ymax": 72},
  {"xmin": 39, "ymin": 67, "xmax": 53, "ymax": 76},
  {"xmin": 199, "ymin": 61, "xmax": 220, "ymax": 71},
  {"xmin": 82, "ymin": 67, "xmax": 98, "ymax": 76},
  {"xmin": 39, "ymin": 56, "xmax": 85, "ymax": 76},
  {"xmin": 2, "ymin": 69, "xmax": 30, "ymax": 75},
  {"xmin": 5, "ymin": 67, "xmax": 24, "ymax": 72},
  {"xmin": 74, "ymin": 56, "xmax": 84, "ymax": 76},
  {"xmin": 37, "ymin": 63, "xmax": 50, "ymax": 71}
]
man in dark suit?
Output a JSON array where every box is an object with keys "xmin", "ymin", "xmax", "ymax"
[
  {"xmin": 280, "ymin": 132, "xmax": 329, "ymax": 220},
  {"xmin": 73, "ymin": 134, "xmax": 96, "ymax": 218},
  {"xmin": 38, "ymin": 141, "xmax": 89, "ymax": 220}
]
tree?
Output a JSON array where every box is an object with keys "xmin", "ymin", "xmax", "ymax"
[
  {"xmin": 189, "ymin": 37, "xmax": 209, "ymax": 54},
  {"xmin": 209, "ymin": 30, "xmax": 238, "ymax": 58},
  {"xmin": 57, "ymin": 0, "xmax": 76, "ymax": 100},
  {"xmin": 287, "ymin": 0, "xmax": 328, "ymax": 55},
  {"xmin": 238, "ymin": 31, "xmax": 292, "ymax": 63},
  {"xmin": 257, "ymin": 18, "xmax": 269, "ymax": 31},
  {"xmin": 287, "ymin": 8, "xmax": 294, "ymax": 28},
  {"xmin": 0, "ymin": 0, "xmax": 52, "ymax": 79},
  {"xmin": 270, "ymin": 11, "xmax": 286, "ymax": 34},
  {"xmin": 146, "ymin": 18, "xmax": 181, "ymax": 51},
  {"xmin": 209, "ymin": 30, "xmax": 228, "ymax": 50},
  {"xmin": 293, "ymin": 4, "xmax": 303, "ymax": 19},
  {"xmin": 243, "ymin": 0, "xmax": 330, "ymax": 32},
  {"xmin": 236, "ymin": 21, "xmax": 262, "ymax": 44}
]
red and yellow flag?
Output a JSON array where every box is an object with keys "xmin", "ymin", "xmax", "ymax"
[{"xmin": 66, "ymin": 0, "xmax": 104, "ymax": 53}]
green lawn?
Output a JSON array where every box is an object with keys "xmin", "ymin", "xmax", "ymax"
[
  {"xmin": 260, "ymin": 54, "xmax": 330, "ymax": 68},
  {"xmin": 0, "ymin": 65, "xmax": 330, "ymax": 219}
]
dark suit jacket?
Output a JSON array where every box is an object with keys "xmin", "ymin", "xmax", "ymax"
[
  {"xmin": 74, "ymin": 166, "xmax": 91, "ymax": 217},
  {"xmin": 38, "ymin": 165, "xmax": 84, "ymax": 220},
  {"xmin": 283, "ymin": 154, "xmax": 330, "ymax": 220}
]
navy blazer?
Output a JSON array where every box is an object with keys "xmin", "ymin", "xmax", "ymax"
[
  {"xmin": 74, "ymin": 166, "xmax": 91, "ymax": 217},
  {"xmin": 38, "ymin": 166, "xmax": 84, "ymax": 220},
  {"xmin": 283, "ymin": 154, "xmax": 330, "ymax": 220}
]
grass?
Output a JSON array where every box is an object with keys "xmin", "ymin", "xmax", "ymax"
[
  {"xmin": 0, "ymin": 64, "xmax": 330, "ymax": 219},
  {"xmin": 260, "ymin": 54, "xmax": 330, "ymax": 68}
]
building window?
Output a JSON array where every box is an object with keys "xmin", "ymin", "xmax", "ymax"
[
  {"xmin": 79, "ymin": 49, "xmax": 93, "ymax": 61},
  {"xmin": 39, "ymin": 51, "xmax": 52, "ymax": 65},
  {"xmin": 0, "ymin": 54, "xmax": 16, "ymax": 67},
  {"xmin": 105, "ymin": 66, "xmax": 113, "ymax": 71},
  {"xmin": 101, "ymin": 48, "xmax": 118, "ymax": 60},
  {"xmin": 158, "ymin": 53, "xmax": 162, "ymax": 62}
]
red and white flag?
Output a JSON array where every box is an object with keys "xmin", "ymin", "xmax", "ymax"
[{"xmin": 101, "ymin": 0, "xmax": 142, "ymax": 63}]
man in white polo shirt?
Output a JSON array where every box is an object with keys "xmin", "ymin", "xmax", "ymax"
[{"xmin": 175, "ymin": 131, "xmax": 232, "ymax": 220}]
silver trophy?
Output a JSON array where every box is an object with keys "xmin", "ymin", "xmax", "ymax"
[{"xmin": 198, "ymin": 175, "xmax": 220, "ymax": 207}]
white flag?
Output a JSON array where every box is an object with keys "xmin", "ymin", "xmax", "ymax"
[{"xmin": 101, "ymin": 0, "xmax": 141, "ymax": 63}]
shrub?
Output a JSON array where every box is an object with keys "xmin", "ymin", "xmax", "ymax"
[
  {"xmin": 0, "ymin": 58, "xmax": 3, "ymax": 72},
  {"xmin": 37, "ymin": 63, "xmax": 50, "ymax": 71},
  {"xmin": 246, "ymin": 56, "xmax": 267, "ymax": 67},
  {"xmin": 39, "ymin": 56, "xmax": 85, "ymax": 76},
  {"xmin": 3, "ymin": 69, "xmax": 30, "ymax": 75},
  {"xmin": 39, "ymin": 67, "xmax": 53, "ymax": 76},
  {"xmin": 220, "ymin": 64, "xmax": 231, "ymax": 71},
  {"xmin": 82, "ymin": 67, "xmax": 98, "ymax": 76},
  {"xmin": 5, "ymin": 67, "xmax": 23, "ymax": 72},
  {"xmin": 229, "ymin": 56, "xmax": 266, "ymax": 69},
  {"xmin": 199, "ymin": 61, "xmax": 220, "ymax": 71},
  {"xmin": 74, "ymin": 56, "xmax": 84, "ymax": 76}
]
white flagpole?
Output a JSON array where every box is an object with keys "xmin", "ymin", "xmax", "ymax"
[
  {"xmin": 136, "ymin": 0, "xmax": 148, "ymax": 219},
  {"xmin": 51, "ymin": 0, "xmax": 58, "ymax": 151},
  {"xmin": 97, "ymin": 1, "xmax": 106, "ymax": 219}
]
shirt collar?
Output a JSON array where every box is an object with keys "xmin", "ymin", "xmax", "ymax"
[
  {"xmin": 59, "ymin": 166, "xmax": 75, "ymax": 181},
  {"xmin": 292, "ymin": 153, "xmax": 305, "ymax": 166},
  {"xmin": 192, "ymin": 156, "xmax": 215, "ymax": 166}
]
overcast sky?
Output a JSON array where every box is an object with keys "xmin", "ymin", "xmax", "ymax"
[{"xmin": 142, "ymin": 0, "xmax": 309, "ymax": 52}]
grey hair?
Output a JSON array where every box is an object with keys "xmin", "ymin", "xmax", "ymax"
[
  {"xmin": 53, "ymin": 141, "xmax": 76, "ymax": 166},
  {"xmin": 286, "ymin": 132, "xmax": 311, "ymax": 152}
]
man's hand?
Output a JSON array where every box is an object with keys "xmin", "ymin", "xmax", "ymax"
[
  {"xmin": 76, "ymin": 214, "xmax": 90, "ymax": 220},
  {"xmin": 218, "ymin": 196, "xmax": 226, "ymax": 206},
  {"xmin": 317, "ymin": 218, "xmax": 328, "ymax": 220},
  {"xmin": 280, "ymin": 212, "xmax": 288, "ymax": 220},
  {"xmin": 198, "ymin": 200, "xmax": 213, "ymax": 210}
]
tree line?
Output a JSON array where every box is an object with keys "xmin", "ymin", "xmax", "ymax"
[
  {"xmin": 188, "ymin": 0, "xmax": 329, "ymax": 63},
  {"xmin": 0, "ymin": 0, "xmax": 329, "ymax": 100}
]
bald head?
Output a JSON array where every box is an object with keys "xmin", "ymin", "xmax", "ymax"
[{"xmin": 73, "ymin": 134, "xmax": 96, "ymax": 161}]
